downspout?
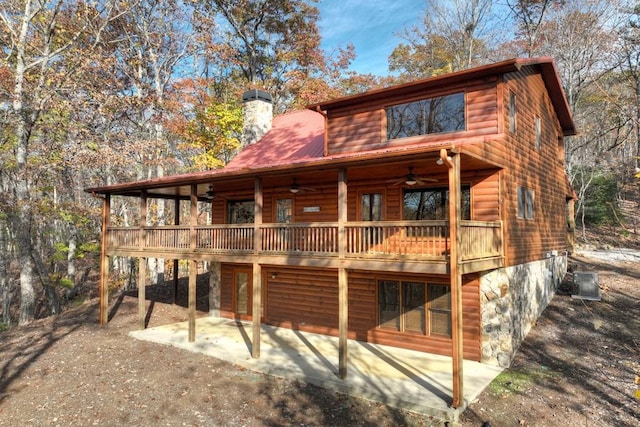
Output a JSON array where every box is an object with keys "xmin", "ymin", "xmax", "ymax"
[{"xmin": 440, "ymin": 148, "xmax": 464, "ymax": 409}]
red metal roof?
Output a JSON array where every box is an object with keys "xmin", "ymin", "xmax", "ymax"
[
  {"xmin": 85, "ymin": 57, "xmax": 576, "ymax": 196},
  {"xmin": 225, "ymin": 110, "xmax": 325, "ymax": 171}
]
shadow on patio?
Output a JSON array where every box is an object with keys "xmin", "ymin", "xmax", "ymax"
[{"xmin": 129, "ymin": 317, "xmax": 502, "ymax": 423}]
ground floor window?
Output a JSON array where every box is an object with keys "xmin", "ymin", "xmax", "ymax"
[{"xmin": 378, "ymin": 280, "xmax": 451, "ymax": 337}]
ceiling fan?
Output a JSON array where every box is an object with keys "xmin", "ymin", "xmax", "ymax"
[
  {"xmin": 198, "ymin": 185, "xmax": 217, "ymax": 200},
  {"xmin": 277, "ymin": 178, "xmax": 317, "ymax": 194},
  {"xmin": 388, "ymin": 167, "xmax": 438, "ymax": 187}
]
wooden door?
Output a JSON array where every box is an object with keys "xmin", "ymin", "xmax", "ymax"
[{"xmin": 233, "ymin": 268, "xmax": 252, "ymax": 320}]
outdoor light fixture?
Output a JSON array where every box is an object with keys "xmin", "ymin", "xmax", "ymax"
[{"xmin": 436, "ymin": 155, "xmax": 451, "ymax": 166}]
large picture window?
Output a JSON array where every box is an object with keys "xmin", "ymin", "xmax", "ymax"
[
  {"xmin": 378, "ymin": 280, "xmax": 451, "ymax": 337},
  {"xmin": 228, "ymin": 200, "xmax": 255, "ymax": 224},
  {"xmin": 386, "ymin": 93, "xmax": 465, "ymax": 140},
  {"xmin": 403, "ymin": 186, "xmax": 471, "ymax": 220}
]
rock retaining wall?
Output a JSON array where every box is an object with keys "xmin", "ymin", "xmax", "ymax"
[{"xmin": 480, "ymin": 254, "xmax": 567, "ymax": 367}]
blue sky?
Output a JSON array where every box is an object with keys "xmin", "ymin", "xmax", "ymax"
[{"xmin": 317, "ymin": 0, "xmax": 424, "ymax": 76}]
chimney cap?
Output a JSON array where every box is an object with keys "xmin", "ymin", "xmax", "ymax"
[{"xmin": 242, "ymin": 89, "xmax": 272, "ymax": 103}]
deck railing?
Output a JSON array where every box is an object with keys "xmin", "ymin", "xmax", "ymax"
[{"xmin": 106, "ymin": 220, "xmax": 502, "ymax": 261}]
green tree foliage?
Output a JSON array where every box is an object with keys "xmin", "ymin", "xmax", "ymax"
[
  {"xmin": 574, "ymin": 171, "xmax": 621, "ymax": 226},
  {"xmin": 177, "ymin": 100, "xmax": 243, "ymax": 170}
]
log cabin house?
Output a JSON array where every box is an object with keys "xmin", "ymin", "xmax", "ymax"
[{"xmin": 86, "ymin": 57, "xmax": 576, "ymax": 408}]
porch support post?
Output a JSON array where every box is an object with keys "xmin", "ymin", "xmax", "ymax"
[
  {"xmin": 138, "ymin": 191, "xmax": 148, "ymax": 330},
  {"xmin": 338, "ymin": 168, "xmax": 348, "ymax": 379},
  {"xmin": 442, "ymin": 148, "xmax": 464, "ymax": 408},
  {"xmin": 188, "ymin": 185, "xmax": 197, "ymax": 342},
  {"xmin": 173, "ymin": 197, "xmax": 180, "ymax": 303},
  {"xmin": 208, "ymin": 261, "xmax": 221, "ymax": 317},
  {"xmin": 252, "ymin": 177, "xmax": 263, "ymax": 358},
  {"xmin": 99, "ymin": 194, "xmax": 110, "ymax": 326}
]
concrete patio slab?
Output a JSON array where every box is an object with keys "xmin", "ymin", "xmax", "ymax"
[{"xmin": 130, "ymin": 318, "xmax": 502, "ymax": 423}]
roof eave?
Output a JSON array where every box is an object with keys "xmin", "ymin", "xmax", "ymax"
[{"xmin": 310, "ymin": 56, "xmax": 577, "ymax": 136}]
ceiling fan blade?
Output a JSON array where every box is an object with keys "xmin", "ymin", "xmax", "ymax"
[
  {"xmin": 386, "ymin": 178, "xmax": 407, "ymax": 186},
  {"xmin": 416, "ymin": 177, "xmax": 438, "ymax": 184}
]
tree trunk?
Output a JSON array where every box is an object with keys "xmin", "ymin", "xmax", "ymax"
[
  {"xmin": 0, "ymin": 226, "xmax": 10, "ymax": 325},
  {"xmin": 68, "ymin": 236, "xmax": 77, "ymax": 283},
  {"xmin": 18, "ymin": 253, "xmax": 36, "ymax": 325}
]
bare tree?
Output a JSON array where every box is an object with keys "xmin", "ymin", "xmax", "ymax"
[
  {"xmin": 0, "ymin": 0, "xmax": 121, "ymax": 323},
  {"xmin": 389, "ymin": 0, "xmax": 496, "ymax": 79}
]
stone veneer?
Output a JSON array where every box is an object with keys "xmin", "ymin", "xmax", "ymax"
[
  {"xmin": 242, "ymin": 90, "xmax": 273, "ymax": 147},
  {"xmin": 480, "ymin": 254, "xmax": 567, "ymax": 367}
]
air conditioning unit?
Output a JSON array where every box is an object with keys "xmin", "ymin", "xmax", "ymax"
[{"xmin": 571, "ymin": 271, "xmax": 601, "ymax": 301}]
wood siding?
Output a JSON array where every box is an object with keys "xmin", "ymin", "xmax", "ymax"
[
  {"xmin": 186, "ymin": 63, "xmax": 565, "ymax": 361},
  {"xmin": 208, "ymin": 170, "xmax": 499, "ymax": 226},
  {"xmin": 461, "ymin": 66, "xmax": 569, "ymax": 265},
  {"xmin": 231, "ymin": 266, "xmax": 483, "ymax": 361},
  {"xmin": 326, "ymin": 78, "xmax": 499, "ymax": 155}
]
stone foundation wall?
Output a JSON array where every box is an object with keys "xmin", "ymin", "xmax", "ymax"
[{"xmin": 480, "ymin": 254, "xmax": 567, "ymax": 367}]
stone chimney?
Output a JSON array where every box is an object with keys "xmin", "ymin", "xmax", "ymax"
[{"xmin": 241, "ymin": 89, "xmax": 273, "ymax": 146}]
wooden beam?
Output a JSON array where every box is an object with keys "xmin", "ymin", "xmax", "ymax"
[
  {"xmin": 208, "ymin": 261, "xmax": 221, "ymax": 317},
  {"xmin": 442, "ymin": 148, "xmax": 464, "ymax": 408},
  {"xmin": 188, "ymin": 185, "xmax": 197, "ymax": 342},
  {"xmin": 337, "ymin": 168, "xmax": 348, "ymax": 378},
  {"xmin": 173, "ymin": 197, "xmax": 180, "ymax": 303},
  {"xmin": 252, "ymin": 177, "xmax": 263, "ymax": 358},
  {"xmin": 138, "ymin": 258, "xmax": 147, "ymax": 329},
  {"xmin": 99, "ymin": 194, "xmax": 110, "ymax": 326},
  {"xmin": 189, "ymin": 259, "xmax": 196, "ymax": 342},
  {"xmin": 138, "ymin": 191, "xmax": 148, "ymax": 330},
  {"xmin": 338, "ymin": 267, "xmax": 348, "ymax": 379}
]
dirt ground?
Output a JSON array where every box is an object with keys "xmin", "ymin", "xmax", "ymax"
[{"xmin": 0, "ymin": 252, "xmax": 638, "ymax": 427}]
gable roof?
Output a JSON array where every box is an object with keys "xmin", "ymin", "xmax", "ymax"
[
  {"xmin": 312, "ymin": 57, "xmax": 576, "ymax": 137},
  {"xmin": 85, "ymin": 57, "xmax": 576, "ymax": 197}
]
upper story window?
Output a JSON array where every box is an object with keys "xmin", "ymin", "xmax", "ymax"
[
  {"xmin": 509, "ymin": 91, "xmax": 517, "ymax": 133},
  {"xmin": 535, "ymin": 116, "xmax": 541, "ymax": 150},
  {"xmin": 228, "ymin": 200, "xmax": 254, "ymax": 224},
  {"xmin": 386, "ymin": 93, "xmax": 465, "ymax": 140}
]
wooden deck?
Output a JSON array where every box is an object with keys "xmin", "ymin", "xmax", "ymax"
[{"xmin": 106, "ymin": 220, "xmax": 503, "ymax": 274}]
